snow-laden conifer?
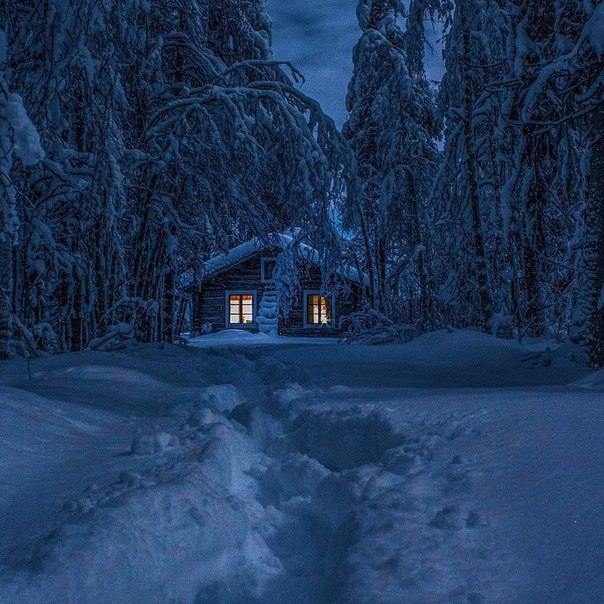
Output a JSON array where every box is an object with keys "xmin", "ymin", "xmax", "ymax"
[{"xmin": 343, "ymin": 0, "xmax": 446, "ymax": 325}]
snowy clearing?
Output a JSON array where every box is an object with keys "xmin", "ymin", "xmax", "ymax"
[{"xmin": 0, "ymin": 330, "xmax": 602, "ymax": 603}]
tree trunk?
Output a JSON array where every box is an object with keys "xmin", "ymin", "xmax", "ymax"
[
  {"xmin": 409, "ymin": 173, "xmax": 432, "ymax": 330},
  {"xmin": 376, "ymin": 235, "xmax": 387, "ymax": 314},
  {"xmin": 162, "ymin": 231, "xmax": 177, "ymax": 344},
  {"xmin": 522, "ymin": 133, "xmax": 547, "ymax": 336},
  {"xmin": 357, "ymin": 200, "xmax": 378, "ymax": 311},
  {"xmin": 0, "ymin": 237, "xmax": 11, "ymax": 359},
  {"xmin": 460, "ymin": 1, "xmax": 492, "ymax": 330},
  {"xmin": 590, "ymin": 107, "xmax": 604, "ymax": 367},
  {"xmin": 0, "ymin": 83, "xmax": 13, "ymax": 359}
]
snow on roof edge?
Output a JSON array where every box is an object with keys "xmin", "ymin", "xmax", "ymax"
[{"xmin": 183, "ymin": 234, "xmax": 368, "ymax": 289}]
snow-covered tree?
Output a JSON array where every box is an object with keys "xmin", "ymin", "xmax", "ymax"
[
  {"xmin": 124, "ymin": 0, "xmax": 354, "ymax": 342},
  {"xmin": 0, "ymin": 28, "xmax": 44, "ymax": 359},
  {"xmin": 343, "ymin": 0, "xmax": 445, "ymax": 325},
  {"xmin": 435, "ymin": 0, "xmax": 602, "ymax": 362},
  {"xmin": 2, "ymin": 0, "xmax": 135, "ymax": 351},
  {"xmin": 496, "ymin": 0, "xmax": 603, "ymax": 357},
  {"xmin": 1, "ymin": 0, "xmax": 354, "ymax": 352},
  {"xmin": 435, "ymin": 0, "xmax": 510, "ymax": 331}
]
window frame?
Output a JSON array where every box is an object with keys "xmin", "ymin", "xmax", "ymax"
[
  {"xmin": 225, "ymin": 290, "xmax": 257, "ymax": 328},
  {"xmin": 260, "ymin": 257, "xmax": 277, "ymax": 283},
  {"xmin": 303, "ymin": 290, "xmax": 335, "ymax": 329}
]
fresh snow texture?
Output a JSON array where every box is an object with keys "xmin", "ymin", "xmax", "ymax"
[{"xmin": 0, "ymin": 331, "xmax": 602, "ymax": 603}]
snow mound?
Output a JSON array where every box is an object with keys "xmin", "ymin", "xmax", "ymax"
[
  {"xmin": 43, "ymin": 364, "xmax": 168, "ymax": 386},
  {"xmin": 130, "ymin": 431, "xmax": 180, "ymax": 455},
  {"xmin": 575, "ymin": 368, "xmax": 604, "ymax": 391}
]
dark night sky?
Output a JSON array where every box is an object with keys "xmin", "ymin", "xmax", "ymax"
[{"xmin": 266, "ymin": 0, "xmax": 446, "ymax": 126}]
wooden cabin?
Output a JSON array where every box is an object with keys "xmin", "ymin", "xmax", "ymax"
[{"xmin": 184, "ymin": 236, "xmax": 365, "ymax": 338}]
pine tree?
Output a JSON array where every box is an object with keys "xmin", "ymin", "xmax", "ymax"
[
  {"xmin": 436, "ymin": 0, "xmax": 602, "ymax": 356},
  {"xmin": 436, "ymin": 0, "xmax": 507, "ymax": 330},
  {"xmin": 344, "ymin": 0, "xmax": 444, "ymax": 324},
  {"xmin": 575, "ymin": 103, "xmax": 604, "ymax": 367}
]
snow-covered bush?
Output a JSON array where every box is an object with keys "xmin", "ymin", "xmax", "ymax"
[
  {"xmin": 339, "ymin": 310, "xmax": 417, "ymax": 345},
  {"xmin": 88, "ymin": 323, "xmax": 135, "ymax": 352}
]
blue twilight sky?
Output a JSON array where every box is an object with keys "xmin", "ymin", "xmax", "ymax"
[{"xmin": 266, "ymin": 0, "xmax": 447, "ymax": 127}]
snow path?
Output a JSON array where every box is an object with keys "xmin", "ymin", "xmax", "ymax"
[{"xmin": 0, "ymin": 331, "xmax": 601, "ymax": 603}]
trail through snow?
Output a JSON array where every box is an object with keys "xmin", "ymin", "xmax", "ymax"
[{"xmin": 0, "ymin": 330, "xmax": 602, "ymax": 603}]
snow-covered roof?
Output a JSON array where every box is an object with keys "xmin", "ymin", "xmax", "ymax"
[{"xmin": 185, "ymin": 234, "xmax": 367, "ymax": 287}]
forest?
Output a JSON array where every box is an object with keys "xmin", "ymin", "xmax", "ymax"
[
  {"xmin": 0, "ymin": 0, "xmax": 602, "ymax": 366},
  {"xmin": 1, "ymin": 3, "xmax": 604, "ymax": 602}
]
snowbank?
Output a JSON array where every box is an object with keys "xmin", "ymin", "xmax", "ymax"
[
  {"xmin": 0, "ymin": 331, "xmax": 601, "ymax": 603},
  {"xmin": 189, "ymin": 329, "xmax": 337, "ymax": 348}
]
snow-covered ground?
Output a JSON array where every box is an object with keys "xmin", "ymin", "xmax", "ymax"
[
  {"xmin": 188, "ymin": 329, "xmax": 338, "ymax": 347},
  {"xmin": 0, "ymin": 330, "xmax": 602, "ymax": 603}
]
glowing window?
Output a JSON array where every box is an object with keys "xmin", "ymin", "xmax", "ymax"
[
  {"xmin": 228, "ymin": 293, "xmax": 254, "ymax": 325},
  {"xmin": 305, "ymin": 293, "xmax": 333, "ymax": 326}
]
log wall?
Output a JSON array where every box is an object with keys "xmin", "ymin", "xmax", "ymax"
[{"xmin": 189, "ymin": 251, "xmax": 362, "ymax": 337}]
